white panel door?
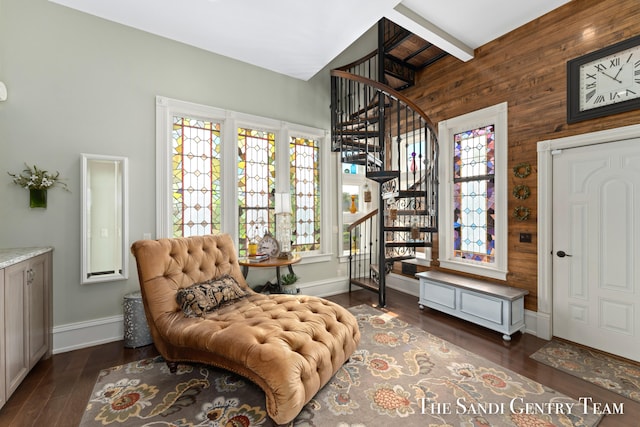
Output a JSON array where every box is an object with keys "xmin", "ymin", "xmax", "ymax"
[{"xmin": 552, "ymin": 138, "xmax": 640, "ymax": 362}]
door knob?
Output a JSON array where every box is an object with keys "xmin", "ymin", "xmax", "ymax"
[{"xmin": 556, "ymin": 250, "xmax": 572, "ymax": 258}]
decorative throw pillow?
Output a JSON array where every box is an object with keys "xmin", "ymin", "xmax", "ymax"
[{"xmin": 176, "ymin": 275, "xmax": 248, "ymax": 317}]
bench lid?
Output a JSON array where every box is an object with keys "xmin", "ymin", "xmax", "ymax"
[{"xmin": 416, "ymin": 270, "xmax": 529, "ymax": 300}]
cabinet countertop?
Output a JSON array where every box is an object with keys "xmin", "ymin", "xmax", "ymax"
[{"xmin": 0, "ymin": 247, "xmax": 53, "ymax": 269}]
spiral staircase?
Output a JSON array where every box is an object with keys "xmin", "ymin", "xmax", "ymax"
[{"xmin": 331, "ymin": 18, "xmax": 444, "ymax": 306}]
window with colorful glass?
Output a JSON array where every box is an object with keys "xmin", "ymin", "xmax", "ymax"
[
  {"xmin": 453, "ymin": 124, "xmax": 495, "ymax": 263},
  {"xmin": 237, "ymin": 127, "xmax": 277, "ymax": 254},
  {"xmin": 290, "ymin": 136, "xmax": 321, "ymax": 251},
  {"xmin": 171, "ymin": 116, "xmax": 222, "ymax": 237},
  {"xmin": 159, "ymin": 98, "xmax": 328, "ymax": 261}
]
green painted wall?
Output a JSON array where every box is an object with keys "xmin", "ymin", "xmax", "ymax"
[{"xmin": 0, "ymin": 0, "xmax": 376, "ymax": 328}]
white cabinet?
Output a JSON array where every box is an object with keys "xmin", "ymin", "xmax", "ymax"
[
  {"xmin": 0, "ymin": 249, "xmax": 52, "ymax": 409},
  {"xmin": 417, "ymin": 271, "xmax": 528, "ymax": 340}
]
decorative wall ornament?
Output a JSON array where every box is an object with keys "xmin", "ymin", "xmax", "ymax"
[
  {"xmin": 363, "ymin": 183, "xmax": 372, "ymax": 203},
  {"xmin": 512, "ymin": 184, "xmax": 531, "ymax": 200},
  {"xmin": 8, "ymin": 163, "xmax": 70, "ymax": 208},
  {"xmin": 513, "ymin": 206, "xmax": 531, "ymax": 221},
  {"xmin": 349, "ymin": 195, "xmax": 357, "ymax": 214},
  {"xmin": 387, "ymin": 197, "xmax": 397, "ymax": 221},
  {"xmin": 29, "ymin": 189, "xmax": 47, "ymax": 208},
  {"xmin": 513, "ymin": 162, "xmax": 531, "ymax": 179}
]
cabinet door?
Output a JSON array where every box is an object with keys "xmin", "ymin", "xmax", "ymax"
[
  {"xmin": 27, "ymin": 254, "xmax": 49, "ymax": 368},
  {"xmin": 4, "ymin": 261, "xmax": 28, "ymax": 397}
]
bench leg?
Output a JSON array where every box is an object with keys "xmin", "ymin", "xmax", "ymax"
[
  {"xmin": 166, "ymin": 361, "xmax": 178, "ymax": 373},
  {"xmin": 502, "ymin": 334, "xmax": 512, "ymax": 341}
]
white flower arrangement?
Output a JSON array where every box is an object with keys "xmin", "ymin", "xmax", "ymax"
[{"xmin": 8, "ymin": 163, "xmax": 70, "ymax": 191}]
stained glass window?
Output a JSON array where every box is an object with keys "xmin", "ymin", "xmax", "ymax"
[
  {"xmin": 290, "ymin": 136, "xmax": 320, "ymax": 251},
  {"xmin": 160, "ymin": 98, "xmax": 329, "ymax": 259},
  {"xmin": 453, "ymin": 124, "xmax": 495, "ymax": 263},
  {"xmin": 171, "ymin": 116, "xmax": 221, "ymax": 237},
  {"xmin": 237, "ymin": 128, "xmax": 276, "ymax": 254}
]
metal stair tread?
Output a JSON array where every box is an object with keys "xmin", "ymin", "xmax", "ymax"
[
  {"xmin": 336, "ymin": 140, "xmax": 383, "ymax": 152},
  {"xmin": 350, "ymin": 277, "xmax": 379, "ymax": 292},
  {"xmin": 385, "ymin": 240, "xmax": 432, "ymax": 247},
  {"xmin": 336, "ymin": 116, "xmax": 380, "ymax": 127},
  {"xmin": 393, "ymin": 209, "xmax": 431, "ymax": 215},
  {"xmin": 382, "ymin": 190, "xmax": 426, "ymax": 199},
  {"xmin": 367, "ymin": 170, "xmax": 399, "ymax": 183},
  {"xmin": 383, "ymin": 226, "xmax": 437, "ymax": 233},
  {"xmin": 383, "ymin": 255, "xmax": 416, "ymax": 263},
  {"xmin": 348, "ymin": 101, "xmax": 391, "ymax": 120},
  {"xmin": 335, "ymin": 129, "xmax": 380, "ymax": 138}
]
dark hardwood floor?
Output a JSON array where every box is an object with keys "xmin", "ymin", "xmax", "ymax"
[{"xmin": 1, "ymin": 288, "xmax": 636, "ymax": 426}]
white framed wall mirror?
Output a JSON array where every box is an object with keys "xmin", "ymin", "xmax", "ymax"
[{"xmin": 81, "ymin": 154, "xmax": 129, "ymax": 284}]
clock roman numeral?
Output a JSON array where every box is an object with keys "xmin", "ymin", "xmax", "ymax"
[
  {"xmin": 585, "ymin": 89, "xmax": 596, "ymax": 103},
  {"xmin": 609, "ymin": 58, "xmax": 620, "ymax": 67},
  {"xmin": 610, "ymin": 92, "xmax": 622, "ymax": 101},
  {"xmin": 586, "ymin": 73, "xmax": 596, "ymax": 80},
  {"xmin": 595, "ymin": 95, "xmax": 606, "ymax": 104},
  {"xmin": 595, "ymin": 63, "xmax": 607, "ymax": 71},
  {"xmin": 626, "ymin": 89, "xmax": 637, "ymax": 96},
  {"xmin": 586, "ymin": 82, "xmax": 596, "ymax": 89}
]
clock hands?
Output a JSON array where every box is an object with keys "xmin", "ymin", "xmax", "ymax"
[
  {"xmin": 599, "ymin": 70, "xmax": 622, "ymax": 84},
  {"xmin": 603, "ymin": 53, "xmax": 634, "ymax": 84},
  {"xmin": 612, "ymin": 67, "xmax": 623, "ymax": 81},
  {"xmin": 613, "ymin": 52, "xmax": 634, "ymax": 81}
]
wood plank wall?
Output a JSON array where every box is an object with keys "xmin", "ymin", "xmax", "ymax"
[{"xmin": 403, "ymin": 0, "xmax": 640, "ymax": 311}]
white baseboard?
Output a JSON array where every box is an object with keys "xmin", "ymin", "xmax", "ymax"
[
  {"xmin": 297, "ymin": 276, "xmax": 350, "ymax": 296},
  {"xmin": 534, "ymin": 311, "xmax": 552, "ymax": 340},
  {"xmin": 53, "ymin": 315, "xmax": 124, "ymax": 354},
  {"xmin": 52, "ymin": 277, "xmax": 350, "ymax": 354},
  {"xmin": 386, "ymin": 273, "xmax": 420, "ymax": 297}
]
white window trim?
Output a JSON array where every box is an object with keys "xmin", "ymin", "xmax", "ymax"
[
  {"xmin": 337, "ymin": 162, "xmax": 379, "ymax": 261},
  {"xmin": 155, "ymin": 96, "xmax": 332, "ymax": 262},
  {"xmin": 437, "ymin": 102, "xmax": 508, "ymax": 280}
]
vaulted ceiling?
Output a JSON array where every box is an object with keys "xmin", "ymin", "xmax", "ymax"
[{"xmin": 50, "ymin": 0, "xmax": 570, "ymax": 80}]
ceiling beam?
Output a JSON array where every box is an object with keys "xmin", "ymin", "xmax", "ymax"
[{"xmin": 386, "ymin": 3, "xmax": 474, "ymax": 62}]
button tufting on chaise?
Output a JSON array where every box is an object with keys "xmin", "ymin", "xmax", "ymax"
[{"xmin": 130, "ymin": 234, "xmax": 360, "ymax": 425}]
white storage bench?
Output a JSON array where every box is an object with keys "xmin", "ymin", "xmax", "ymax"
[{"xmin": 416, "ymin": 271, "xmax": 528, "ymax": 341}]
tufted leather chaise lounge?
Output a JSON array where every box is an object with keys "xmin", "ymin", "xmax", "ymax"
[{"xmin": 130, "ymin": 234, "xmax": 360, "ymax": 425}]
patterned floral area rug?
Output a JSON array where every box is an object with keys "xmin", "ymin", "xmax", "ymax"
[
  {"xmin": 531, "ymin": 339, "xmax": 640, "ymax": 403},
  {"xmin": 80, "ymin": 305, "xmax": 603, "ymax": 426}
]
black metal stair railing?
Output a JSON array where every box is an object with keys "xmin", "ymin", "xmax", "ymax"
[{"xmin": 331, "ymin": 60, "xmax": 438, "ymax": 307}]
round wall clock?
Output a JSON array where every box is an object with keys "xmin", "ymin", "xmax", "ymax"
[
  {"xmin": 567, "ymin": 34, "xmax": 640, "ymax": 123},
  {"xmin": 258, "ymin": 232, "xmax": 280, "ymax": 257}
]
